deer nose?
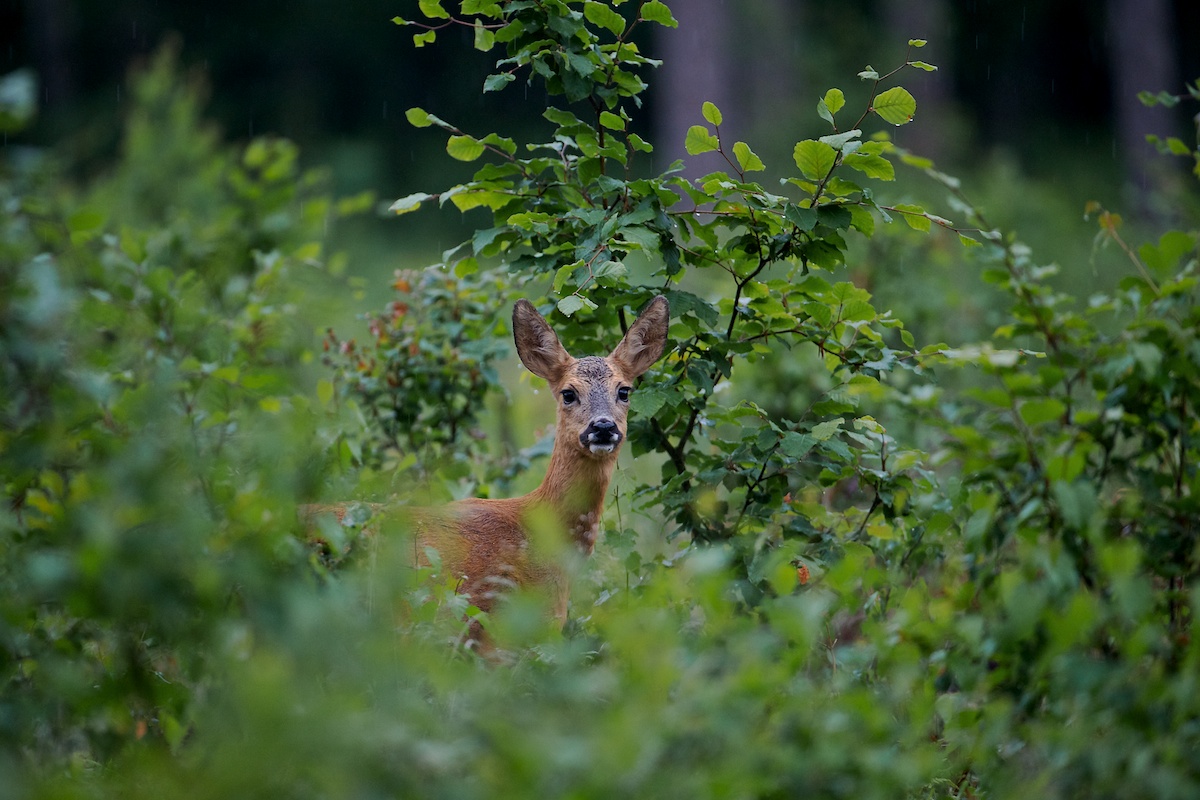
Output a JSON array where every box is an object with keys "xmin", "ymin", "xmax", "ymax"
[{"xmin": 581, "ymin": 417, "xmax": 622, "ymax": 453}]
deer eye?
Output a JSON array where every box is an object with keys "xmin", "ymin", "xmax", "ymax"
[
  {"xmin": 561, "ymin": 389, "xmax": 578, "ymax": 405},
  {"xmin": 617, "ymin": 386, "xmax": 631, "ymax": 402}
]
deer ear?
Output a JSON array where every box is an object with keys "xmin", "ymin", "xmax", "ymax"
[
  {"xmin": 513, "ymin": 299, "xmax": 573, "ymax": 382},
  {"xmin": 610, "ymin": 295, "xmax": 670, "ymax": 379}
]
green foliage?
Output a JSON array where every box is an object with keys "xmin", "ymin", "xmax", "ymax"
[
  {"xmin": 1, "ymin": 46, "xmax": 351, "ymax": 772},
  {"xmin": 321, "ymin": 265, "xmax": 511, "ymax": 479},
  {"xmin": 4, "ymin": 3, "xmax": 1200, "ymax": 799}
]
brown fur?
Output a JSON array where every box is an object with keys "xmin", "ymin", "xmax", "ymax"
[{"xmin": 304, "ymin": 296, "xmax": 669, "ymax": 644}]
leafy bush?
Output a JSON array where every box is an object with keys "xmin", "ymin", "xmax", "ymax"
[{"xmin": 0, "ymin": 46, "xmax": 355, "ymax": 773}]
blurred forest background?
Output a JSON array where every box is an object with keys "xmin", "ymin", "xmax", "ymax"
[{"xmin": 5, "ymin": 0, "xmax": 1198, "ymax": 271}]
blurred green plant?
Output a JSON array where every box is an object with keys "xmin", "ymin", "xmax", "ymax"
[
  {"xmin": 320, "ymin": 265, "xmax": 512, "ymax": 482},
  {"xmin": 0, "ymin": 43, "xmax": 361, "ymax": 773}
]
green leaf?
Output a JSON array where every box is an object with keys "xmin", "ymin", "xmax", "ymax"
[
  {"xmin": 483, "ymin": 73, "xmax": 515, "ymax": 92},
  {"xmin": 793, "ymin": 140, "xmax": 836, "ymax": 181},
  {"xmin": 418, "ymin": 0, "xmax": 450, "ymax": 19},
  {"xmin": 641, "ymin": 1, "xmax": 678, "ymax": 28},
  {"xmin": 553, "ymin": 262, "xmax": 578, "ymax": 293},
  {"xmin": 893, "ymin": 203, "xmax": 931, "ymax": 231},
  {"xmin": 858, "ymin": 66, "xmax": 879, "ymax": 80},
  {"xmin": 843, "ymin": 153, "xmax": 895, "ymax": 181},
  {"xmin": 818, "ymin": 129, "xmax": 861, "ymax": 151},
  {"xmin": 785, "ymin": 204, "xmax": 818, "ymax": 231},
  {"xmin": 823, "ymin": 88, "xmax": 845, "ymax": 115},
  {"xmin": 702, "ymin": 101, "xmax": 723, "ymax": 126},
  {"xmin": 391, "ymin": 16, "xmax": 409, "ymax": 25},
  {"xmin": 557, "ymin": 295, "xmax": 597, "ymax": 317},
  {"xmin": 909, "ymin": 60, "xmax": 937, "ymax": 72},
  {"xmin": 872, "ymin": 86, "xmax": 917, "ymax": 125},
  {"xmin": 628, "ymin": 133, "xmax": 653, "ymax": 153},
  {"xmin": 600, "ymin": 111, "xmax": 625, "ymax": 130},
  {"xmin": 685, "ymin": 125, "xmax": 719, "ymax": 155},
  {"xmin": 732, "ymin": 141, "xmax": 765, "ymax": 172},
  {"xmin": 812, "ymin": 418, "xmax": 844, "ymax": 440},
  {"xmin": 405, "ymin": 107, "xmax": 433, "ymax": 127},
  {"xmin": 389, "ymin": 192, "xmax": 431, "ymax": 215},
  {"xmin": 584, "ymin": 1, "xmax": 626, "ymax": 35},
  {"xmin": 473, "ymin": 20, "xmax": 495, "ymax": 51},
  {"xmin": 779, "ymin": 432, "xmax": 815, "ymax": 459},
  {"xmin": 908, "ymin": 38, "xmax": 927, "ymax": 47},
  {"xmin": 446, "ymin": 135, "xmax": 486, "ymax": 161},
  {"xmin": 413, "ymin": 30, "xmax": 437, "ymax": 47}
]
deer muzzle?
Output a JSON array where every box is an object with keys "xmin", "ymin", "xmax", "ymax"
[{"xmin": 581, "ymin": 417, "xmax": 621, "ymax": 454}]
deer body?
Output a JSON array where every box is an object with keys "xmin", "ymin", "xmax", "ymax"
[{"xmin": 310, "ymin": 296, "xmax": 669, "ymax": 636}]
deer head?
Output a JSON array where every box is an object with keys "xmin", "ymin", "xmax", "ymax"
[{"xmin": 513, "ymin": 296, "xmax": 669, "ymax": 460}]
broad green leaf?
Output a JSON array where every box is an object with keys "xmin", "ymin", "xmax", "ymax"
[
  {"xmin": 859, "ymin": 66, "xmax": 879, "ymax": 80},
  {"xmin": 446, "ymin": 135, "xmax": 486, "ymax": 161},
  {"xmin": 847, "ymin": 204, "xmax": 875, "ymax": 236},
  {"xmin": 553, "ymin": 262, "xmax": 578, "ymax": 293},
  {"xmin": 446, "ymin": 190, "xmax": 509, "ymax": 212},
  {"xmin": 843, "ymin": 153, "xmax": 895, "ymax": 180},
  {"xmin": 785, "ymin": 204, "xmax": 818, "ymax": 231},
  {"xmin": 584, "ymin": 1, "xmax": 626, "ymax": 35},
  {"xmin": 872, "ymin": 86, "xmax": 917, "ymax": 125},
  {"xmin": 908, "ymin": 38, "xmax": 927, "ymax": 47},
  {"xmin": 628, "ymin": 132, "xmax": 653, "ymax": 153},
  {"xmin": 702, "ymin": 101, "xmax": 723, "ymax": 126},
  {"xmin": 418, "ymin": 0, "xmax": 449, "ymax": 19},
  {"xmin": 405, "ymin": 107, "xmax": 433, "ymax": 127},
  {"xmin": 557, "ymin": 294, "xmax": 597, "ymax": 316},
  {"xmin": 823, "ymin": 88, "xmax": 845, "ymax": 114},
  {"xmin": 819, "ymin": 129, "xmax": 861, "ymax": 151},
  {"xmin": 473, "ymin": 20, "xmax": 495, "ymax": 51},
  {"xmin": 391, "ymin": 16, "xmax": 408, "ymax": 25},
  {"xmin": 812, "ymin": 418, "xmax": 844, "ymax": 440},
  {"xmin": 793, "ymin": 140, "xmax": 836, "ymax": 181},
  {"xmin": 685, "ymin": 125, "xmax": 719, "ymax": 155},
  {"xmin": 413, "ymin": 30, "xmax": 437, "ymax": 47},
  {"xmin": 909, "ymin": 60, "xmax": 937, "ymax": 72},
  {"xmin": 593, "ymin": 260, "xmax": 627, "ymax": 280},
  {"xmin": 641, "ymin": 1, "xmax": 678, "ymax": 28},
  {"xmin": 732, "ymin": 141, "xmax": 765, "ymax": 172},
  {"xmin": 779, "ymin": 431, "xmax": 815, "ymax": 459},
  {"xmin": 893, "ymin": 203, "xmax": 931, "ymax": 231},
  {"xmin": 599, "ymin": 111, "xmax": 624, "ymax": 130}
]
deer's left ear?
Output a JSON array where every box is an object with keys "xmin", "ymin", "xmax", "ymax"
[{"xmin": 610, "ymin": 295, "xmax": 669, "ymax": 378}]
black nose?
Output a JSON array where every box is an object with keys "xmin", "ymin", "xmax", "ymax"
[{"xmin": 581, "ymin": 417, "xmax": 621, "ymax": 448}]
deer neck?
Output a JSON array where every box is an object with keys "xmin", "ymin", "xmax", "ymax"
[{"xmin": 528, "ymin": 438, "xmax": 616, "ymax": 554}]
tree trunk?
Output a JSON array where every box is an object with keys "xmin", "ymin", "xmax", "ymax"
[
  {"xmin": 651, "ymin": 0, "xmax": 737, "ymax": 178},
  {"xmin": 1106, "ymin": 0, "xmax": 1180, "ymax": 213}
]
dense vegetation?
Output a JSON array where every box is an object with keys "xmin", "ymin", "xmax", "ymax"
[{"xmin": 2, "ymin": 2, "xmax": 1198, "ymax": 797}]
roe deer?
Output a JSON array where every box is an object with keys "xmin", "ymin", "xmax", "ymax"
[{"xmin": 307, "ymin": 295, "xmax": 669, "ymax": 646}]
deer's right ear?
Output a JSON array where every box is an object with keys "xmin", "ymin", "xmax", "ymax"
[{"xmin": 513, "ymin": 299, "xmax": 573, "ymax": 383}]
